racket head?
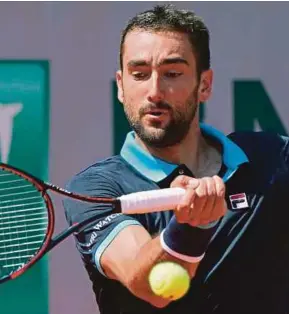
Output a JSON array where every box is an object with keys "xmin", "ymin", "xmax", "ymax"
[{"xmin": 0, "ymin": 163, "xmax": 54, "ymax": 283}]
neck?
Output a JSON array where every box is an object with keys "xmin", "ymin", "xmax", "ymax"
[{"xmin": 135, "ymin": 119, "xmax": 223, "ymax": 178}]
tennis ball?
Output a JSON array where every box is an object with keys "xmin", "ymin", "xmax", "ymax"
[{"xmin": 148, "ymin": 262, "xmax": 190, "ymax": 301}]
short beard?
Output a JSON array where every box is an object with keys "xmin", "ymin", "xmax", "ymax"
[{"xmin": 124, "ymin": 89, "xmax": 199, "ymax": 148}]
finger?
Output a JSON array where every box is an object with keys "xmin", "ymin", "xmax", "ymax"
[
  {"xmin": 212, "ymin": 197, "xmax": 227, "ymax": 219},
  {"xmin": 210, "ymin": 176, "xmax": 227, "ymax": 220},
  {"xmin": 189, "ymin": 179, "xmax": 208, "ymax": 226},
  {"xmin": 198, "ymin": 177, "xmax": 217, "ymax": 225},
  {"xmin": 186, "ymin": 178, "xmax": 200, "ymax": 189},
  {"xmin": 174, "ymin": 185, "xmax": 196, "ymax": 223},
  {"xmin": 170, "ymin": 175, "xmax": 199, "ymax": 189},
  {"xmin": 213, "ymin": 175, "xmax": 226, "ymax": 198}
]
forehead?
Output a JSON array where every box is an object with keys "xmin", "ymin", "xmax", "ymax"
[{"xmin": 122, "ymin": 30, "xmax": 196, "ymax": 65}]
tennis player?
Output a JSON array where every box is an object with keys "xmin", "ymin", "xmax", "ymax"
[{"xmin": 63, "ymin": 4, "xmax": 289, "ymax": 314}]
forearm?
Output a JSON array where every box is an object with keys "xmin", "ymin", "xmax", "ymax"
[
  {"xmin": 124, "ymin": 235, "xmax": 199, "ymax": 307},
  {"xmin": 102, "ymin": 217, "xmax": 218, "ymax": 307},
  {"xmin": 123, "ymin": 215, "xmax": 219, "ymax": 307}
]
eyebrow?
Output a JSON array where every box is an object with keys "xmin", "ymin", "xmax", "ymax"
[
  {"xmin": 159, "ymin": 57, "xmax": 189, "ymax": 66},
  {"xmin": 127, "ymin": 57, "xmax": 189, "ymax": 68}
]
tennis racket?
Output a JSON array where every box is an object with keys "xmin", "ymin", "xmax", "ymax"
[{"xmin": 0, "ymin": 162, "xmax": 185, "ymax": 284}]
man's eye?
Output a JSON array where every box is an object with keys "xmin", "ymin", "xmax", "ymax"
[
  {"xmin": 165, "ymin": 71, "xmax": 182, "ymax": 78},
  {"xmin": 132, "ymin": 72, "xmax": 148, "ymax": 80}
]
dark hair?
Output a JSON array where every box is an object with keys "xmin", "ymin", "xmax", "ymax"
[{"xmin": 119, "ymin": 4, "xmax": 210, "ymax": 77}]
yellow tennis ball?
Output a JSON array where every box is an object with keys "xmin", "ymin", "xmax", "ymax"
[{"xmin": 148, "ymin": 262, "xmax": 190, "ymax": 301}]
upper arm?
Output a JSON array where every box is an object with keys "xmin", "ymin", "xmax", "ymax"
[{"xmin": 63, "ymin": 168, "xmax": 145, "ymax": 277}]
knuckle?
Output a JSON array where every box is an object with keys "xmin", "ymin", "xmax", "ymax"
[
  {"xmin": 207, "ymin": 187, "xmax": 216, "ymax": 197},
  {"xmin": 178, "ymin": 203, "xmax": 189, "ymax": 212},
  {"xmin": 171, "ymin": 175, "xmax": 189, "ymax": 187},
  {"xmin": 213, "ymin": 175, "xmax": 222, "ymax": 182},
  {"xmin": 189, "ymin": 220, "xmax": 199, "ymax": 227},
  {"xmin": 196, "ymin": 187, "xmax": 207, "ymax": 198},
  {"xmin": 180, "ymin": 175, "xmax": 191, "ymax": 185},
  {"xmin": 214, "ymin": 179, "xmax": 226, "ymax": 196},
  {"xmin": 214, "ymin": 175, "xmax": 225, "ymax": 185},
  {"xmin": 175, "ymin": 213, "xmax": 186, "ymax": 223},
  {"xmin": 197, "ymin": 192, "xmax": 206, "ymax": 200}
]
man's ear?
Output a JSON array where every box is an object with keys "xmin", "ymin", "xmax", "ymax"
[
  {"xmin": 198, "ymin": 69, "xmax": 213, "ymax": 103},
  {"xmin": 116, "ymin": 70, "xmax": 124, "ymax": 103}
]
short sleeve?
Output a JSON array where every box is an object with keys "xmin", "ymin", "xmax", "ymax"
[{"xmin": 63, "ymin": 168, "xmax": 142, "ymax": 277}]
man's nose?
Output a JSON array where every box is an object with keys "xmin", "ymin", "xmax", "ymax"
[{"xmin": 147, "ymin": 74, "xmax": 165, "ymax": 103}]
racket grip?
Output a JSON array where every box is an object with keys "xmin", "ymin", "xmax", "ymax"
[{"xmin": 118, "ymin": 187, "xmax": 186, "ymax": 214}]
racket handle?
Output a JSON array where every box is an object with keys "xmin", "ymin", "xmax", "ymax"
[{"xmin": 118, "ymin": 187, "xmax": 186, "ymax": 214}]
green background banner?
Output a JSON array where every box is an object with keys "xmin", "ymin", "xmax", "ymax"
[{"xmin": 0, "ymin": 60, "xmax": 49, "ymax": 314}]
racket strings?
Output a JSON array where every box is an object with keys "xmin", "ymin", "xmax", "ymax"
[{"xmin": 0, "ymin": 169, "xmax": 48, "ymax": 276}]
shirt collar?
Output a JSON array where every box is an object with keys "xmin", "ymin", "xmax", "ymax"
[{"xmin": 120, "ymin": 123, "xmax": 249, "ymax": 182}]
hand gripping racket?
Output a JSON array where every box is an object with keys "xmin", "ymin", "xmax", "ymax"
[{"xmin": 0, "ymin": 163, "xmax": 185, "ymax": 283}]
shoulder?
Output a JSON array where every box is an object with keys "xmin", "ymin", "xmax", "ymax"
[
  {"xmin": 66, "ymin": 155, "xmax": 128, "ymax": 196},
  {"xmin": 228, "ymin": 131, "xmax": 289, "ymax": 163},
  {"xmin": 63, "ymin": 155, "xmax": 132, "ymax": 224}
]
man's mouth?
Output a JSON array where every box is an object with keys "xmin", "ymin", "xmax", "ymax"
[{"xmin": 145, "ymin": 109, "xmax": 169, "ymax": 116}]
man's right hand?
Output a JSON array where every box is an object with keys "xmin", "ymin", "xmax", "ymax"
[{"xmin": 170, "ymin": 175, "xmax": 227, "ymax": 227}]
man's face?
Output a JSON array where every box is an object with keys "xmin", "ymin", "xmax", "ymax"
[{"xmin": 117, "ymin": 30, "xmax": 212, "ymax": 148}]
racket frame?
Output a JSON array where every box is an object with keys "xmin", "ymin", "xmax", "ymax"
[{"xmin": 0, "ymin": 163, "xmax": 120, "ymax": 283}]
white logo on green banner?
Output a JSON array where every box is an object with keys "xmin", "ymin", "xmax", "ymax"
[
  {"xmin": 0, "ymin": 61, "xmax": 49, "ymax": 314},
  {"xmin": 0, "ymin": 103, "xmax": 22, "ymax": 163}
]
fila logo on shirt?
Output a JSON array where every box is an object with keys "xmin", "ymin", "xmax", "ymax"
[{"xmin": 229, "ymin": 193, "xmax": 249, "ymax": 210}]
